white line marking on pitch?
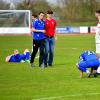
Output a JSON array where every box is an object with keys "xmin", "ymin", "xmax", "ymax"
[{"xmin": 32, "ymin": 92, "xmax": 100, "ymax": 100}]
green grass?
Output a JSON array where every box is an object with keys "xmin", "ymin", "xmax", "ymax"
[{"xmin": 0, "ymin": 34, "xmax": 100, "ymax": 100}]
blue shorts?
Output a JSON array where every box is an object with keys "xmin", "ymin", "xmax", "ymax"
[{"xmin": 78, "ymin": 59, "xmax": 99, "ymax": 72}]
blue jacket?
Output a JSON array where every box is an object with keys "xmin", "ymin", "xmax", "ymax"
[{"xmin": 32, "ymin": 18, "xmax": 45, "ymax": 40}]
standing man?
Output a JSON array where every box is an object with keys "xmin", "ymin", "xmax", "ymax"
[
  {"xmin": 95, "ymin": 10, "xmax": 100, "ymax": 60},
  {"xmin": 30, "ymin": 14, "xmax": 37, "ymax": 36},
  {"xmin": 31, "ymin": 14, "xmax": 37, "ymax": 51},
  {"xmin": 44, "ymin": 10, "xmax": 56, "ymax": 67},
  {"xmin": 30, "ymin": 12, "xmax": 45, "ymax": 68}
]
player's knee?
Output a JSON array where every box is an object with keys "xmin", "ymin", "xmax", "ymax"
[{"xmin": 24, "ymin": 49, "xmax": 29, "ymax": 53}]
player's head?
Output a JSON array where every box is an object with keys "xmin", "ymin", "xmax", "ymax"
[
  {"xmin": 38, "ymin": 12, "xmax": 45, "ymax": 20},
  {"xmin": 95, "ymin": 10, "xmax": 100, "ymax": 18},
  {"xmin": 32, "ymin": 14, "xmax": 37, "ymax": 21},
  {"xmin": 14, "ymin": 49, "xmax": 19, "ymax": 55},
  {"xmin": 47, "ymin": 10, "xmax": 53, "ymax": 19}
]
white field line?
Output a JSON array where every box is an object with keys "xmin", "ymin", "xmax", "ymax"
[{"xmin": 32, "ymin": 92, "xmax": 100, "ymax": 100}]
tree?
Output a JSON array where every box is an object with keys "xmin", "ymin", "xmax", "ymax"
[
  {"xmin": 0, "ymin": 0, "xmax": 9, "ymax": 9},
  {"xmin": 16, "ymin": 0, "xmax": 51, "ymax": 14},
  {"xmin": 55, "ymin": 0, "xmax": 100, "ymax": 22}
]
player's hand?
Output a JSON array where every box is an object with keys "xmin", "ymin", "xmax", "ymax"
[
  {"xmin": 31, "ymin": 28, "xmax": 34, "ymax": 32},
  {"xmin": 55, "ymin": 36, "xmax": 58, "ymax": 41},
  {"xmin": 41, "ymin": 30, "xmax": 46, "ymax": 33}
]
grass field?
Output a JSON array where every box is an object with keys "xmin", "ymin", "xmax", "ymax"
[{"xmin": 0, "ymin": 34, "xmax": 100, "ymax": 100}]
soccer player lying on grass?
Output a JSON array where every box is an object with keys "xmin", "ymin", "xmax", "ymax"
[
  {"xmin": 76, "ymin": 50, "xmax": 99, "ymax": 78},
  {"xmin": 5, "ymin": 49, "xmax": 30, "ymax": 63}
]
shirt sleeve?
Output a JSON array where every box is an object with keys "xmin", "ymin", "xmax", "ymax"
[
  {"xmin": 15, "ymin": 54, "xmax": 21, "ymax": 60},
  {"xmin": 32, "ymin": 20, "xmax": 37, "ymax": 29},
  {"xmin": 55, "ymin": 20, "xmax": 57, "ymax": 27}
]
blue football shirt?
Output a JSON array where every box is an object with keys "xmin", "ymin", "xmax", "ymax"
[
  {"xmin": 9, "ymin": 54, "xmax": 21, "ymax": 62},
  {"xmin": 80, "ymin": 51, "xmax": 98, "ymax": 61},
  {"xmin": 32, "ymin": 18, "xmax": 45, "ymax": 40}
]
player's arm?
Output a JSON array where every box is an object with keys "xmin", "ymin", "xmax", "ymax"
[
  {"xmin": 31, "ymin": 27, "xmax": 45, "ymax": 33},
  {"xmin": 54, "ymin": 31, "xmax": 57, "ymax": 40},
  {"xmin": 80, "ymin": 70, "xmax": 83, "ymax": 78},
  {"xmin": 54, "ymin": 21, "xmax": 57, "ymax": 40},
  {"xmin": 31, "ymin": 20, "xmax": 45, "ymax": 33}
]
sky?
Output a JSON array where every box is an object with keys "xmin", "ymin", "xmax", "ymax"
[{"xmin": 46, "ymin": 0, "xmax": 57, "ymax": 4}]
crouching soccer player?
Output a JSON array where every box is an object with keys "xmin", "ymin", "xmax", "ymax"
[
  {"xmin": 5, "ymin": 49, "xmax": 30, "ymax": 63},
  {"xmin": 76, "ymin": 50, "xmax": 99, "ymax": 78}
]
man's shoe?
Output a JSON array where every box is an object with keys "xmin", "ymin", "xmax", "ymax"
[
  {"xmin": 44, "ymin": 63, "xmax": 47, "ymax": 67},
  {"xmin": 40, "ymin": 63, "xmax": 45, "ymax": 68},
  {"xmin": 93, "ymin": 70, "xmax": 97, "ymax": 77},
  {"xmin": 48, "ymin": 64, "xmax": 52, "ymax": 67},
  {"xmin": 94, "ymin": 73, "xmax": 97, "ymax": 77},
  {"xmin": 93, "ymin": 73, "xmax": 97, "ymax": 77},
  {"xmin": 31, "ymin": 63, "xmax": 35, "ymax": 68}
]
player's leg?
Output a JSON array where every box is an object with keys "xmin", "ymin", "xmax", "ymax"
[
  {"xmin": 80, "ymin": 70, "xmax": 83, "ymax": 78},
  {"xmin": 21, "ymin": 49, "xmax": 30, "ymax": 63},
  {"xmin": 20, "ymin": 53, "xmax": 25, "ymax": 63},
  {"xmin": 44, "ymin": 38, "xmax": 49, "ymax": 67},
  {"xmin": 92, "ymin": 59, "xmax": 99, "ymax": 77},
  {"xmin": 39, "ymin": 39, "xmax": 45, "ymax": 68},
  {"xmin": 32, "ymin": 40, "xmax": 39, "ymax": 59},
  {"xmin": 76, "ymin": 63, "xmax": 84, "ymax": 78},
  {"xmin": 87, "ymin": 59, "xmax": 99, "ymax": 77},
  {"xmin": 97, "ymin": 65, "xmax": 100, "ymax": 74},
  {"xmin": 48, "ymin": 37, "xmax": 54, "ymax": 66},
  {"xmin": 90, "ymin": 68, "xmax": 94, "ymax": 75},
  {"xmin": 24, "ymin": 49, "xmax": 30, "ymax": 60},
  {"xmin": 30, "ymin": 40, "xmax": 39, "ymax": 67},
  {"xmin": 96, "ymin": 43, "xmax": 100, "ymax": 60}
]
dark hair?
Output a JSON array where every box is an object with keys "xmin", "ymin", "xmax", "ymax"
[
  {"xmin": 96, "ymin": 10, "xmax": 100, "ymax": 14},
  {"xmin": 38, "ymin": 12, "xmax": 45, "ymax": 15},
  {"xmin": 47, "ymin": 10, "xmax": 53, "ymax": 14},
  {"xmin": 32, "ymin": 14, "xmax": 37, "ymax": 18}
]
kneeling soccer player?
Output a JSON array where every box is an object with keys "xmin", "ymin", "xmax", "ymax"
[
  {"xmin": 76, "ymin": 50, "xmax": 99, "ymax": 78},
  {"xmin": 5, "ymin": 49, "xmax": 30, "ymax": 63}
]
